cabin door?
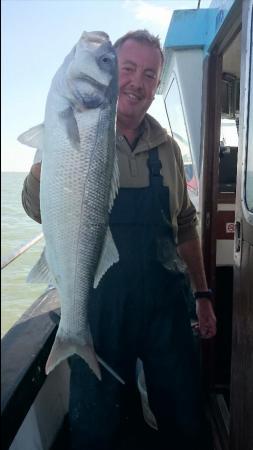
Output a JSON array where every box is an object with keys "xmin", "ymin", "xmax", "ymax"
[{"xmin": 230, "ymin": 1, "xmax": 253, "ymax": 449}]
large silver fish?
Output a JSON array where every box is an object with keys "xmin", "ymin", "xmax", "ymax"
[{"xmin": 18, "ymin": 31, "xmax": 120, "ymax": 381}]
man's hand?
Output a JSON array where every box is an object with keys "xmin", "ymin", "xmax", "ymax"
[
  {"xmin": 31, "ymin": 162, "xmax": 41, "ymax": 181},
  {"xmin": 195, "ymin": 300, "xmax": 216, "ymax": 339},
  {"xmin": 178, "ymin": 238, "xmax": 217, "ymax": 339}
]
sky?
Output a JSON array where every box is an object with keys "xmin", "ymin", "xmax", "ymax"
[{"xmin": 2, "ymin": 0, "xmax": 212, "ymax": 172}]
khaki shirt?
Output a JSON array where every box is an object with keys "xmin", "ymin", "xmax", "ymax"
[{"xmin": 22, "ymin": 113, "xmax": 198, "ymax": 245}]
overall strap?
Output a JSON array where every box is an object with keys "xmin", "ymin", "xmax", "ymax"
[{"xmin": 146, "ymin": 148, "xmax": 163, "ymax": 187}]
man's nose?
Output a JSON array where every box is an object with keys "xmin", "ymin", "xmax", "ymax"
[{"xmin": 130, "ymin": 69, "xmax": 144, "ymax": 89}]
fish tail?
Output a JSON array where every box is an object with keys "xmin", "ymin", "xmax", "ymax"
[{"xmin": 45, "ymin": 336, "xmax": 102, "ymax": 381}]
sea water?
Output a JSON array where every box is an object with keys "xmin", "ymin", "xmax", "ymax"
[{"xmin": 1, "ymin": 172, "xmax": 46, "ymax": 337}]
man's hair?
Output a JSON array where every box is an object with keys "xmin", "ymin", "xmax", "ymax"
[{"xmin": 114, "ymin": 30, "xmax": 164, "ymax": 66}]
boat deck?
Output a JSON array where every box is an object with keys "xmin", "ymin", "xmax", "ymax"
[
  {"xmin": 51, "ymin": 387, "xmax": 160, "ymax": 450},
  {"xmin": 52, "ymin": 415, "xmax": 159, "ymax": 450},
  {"xmin": 51, "ymin": 387, "xmax": 218, "ymax": 450}
]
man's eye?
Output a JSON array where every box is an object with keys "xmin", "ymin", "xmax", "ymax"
[
  {"xmin": 123, "ymin": 67, "xmax": 132, "ymax": 72},
  {"xmin": 145, "ymin": 73, "xmax": 156, "ymax": 80}
]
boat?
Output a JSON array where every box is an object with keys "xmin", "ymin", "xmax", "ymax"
[{"xmin": 2, "ymin": 0, "xmax": 253, "ymax": 448}]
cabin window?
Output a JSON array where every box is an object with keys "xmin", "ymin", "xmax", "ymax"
[
  {"xmin": 165, "ymin": 78, "xmax": 197, "ymax": 193},
  {"xmin": 221, "ymin": 78, "xmax": 232, "ymax": 116},
  {"xmin": 245, "ymin": 30, "xmax": 253, "ymax": 213},
  {"xmin": 219, "ymin": 146, "xmax": 238, "ymax": 193},
  {"xmin": 221, "ymin": 74, "xmax": 240, "ymax": 118},
  {"xmin": 235, "ymin": 79, "xmax": 240, "ymax": 114}
]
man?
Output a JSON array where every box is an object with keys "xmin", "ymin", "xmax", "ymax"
[{"xmin": 22, "ymin": 30, "xmax": 216, "ymax": 450}]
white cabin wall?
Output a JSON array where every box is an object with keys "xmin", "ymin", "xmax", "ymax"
[
  {"xmin": 174, "ymin": 49, "xmax": 204, "ymax": 177},
  {"xmin": 163, "ymin": 48, "xmax": 205, "ymax": 213}
]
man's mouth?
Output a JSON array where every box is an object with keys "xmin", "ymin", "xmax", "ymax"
[{"xmin": 125, "ymin": 92, "xmax": 142, "ymax": 102}]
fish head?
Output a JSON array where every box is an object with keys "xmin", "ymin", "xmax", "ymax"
[{"xmin": 63, "ymin": 31, "xmax": 118, "ymax": 111}]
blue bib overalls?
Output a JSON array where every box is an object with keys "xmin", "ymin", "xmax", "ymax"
[{"xmin": 69, "ymin": 149, "xmax": 207, "ymax": 450}]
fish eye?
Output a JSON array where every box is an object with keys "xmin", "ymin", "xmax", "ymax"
[
  {"xmin": 98, "ymin": 53, "xmax": 115, "ymax": 73},
  {"xmin": 102, "ymin": 56, "xmax": 110, "ymax": 63},
  {"xmin": 99, "ymin": 53, "xmax": 114, "ymax": 65},
  {"xmin": 99, "ymin": 54, "xmax": 114, "ymax": 66}
]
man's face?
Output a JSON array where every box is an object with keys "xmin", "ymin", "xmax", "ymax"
[{"xmin": 116, "ymin": 39, "xmax": 162, "ymax": 126}]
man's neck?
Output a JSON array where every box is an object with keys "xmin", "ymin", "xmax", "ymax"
[{"xmin": 117, "ymin": 116, "xmax": 144, "ymax": 146}]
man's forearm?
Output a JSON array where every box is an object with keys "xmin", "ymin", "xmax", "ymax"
[
  {"xmin": 178, "ymin": 237, "xmax": 217, "ymax": 338},
  {"xmin": 22, "ymin": 163, "xmax": 41, "ymax": 224},
  {"xmin": 177, "ymin": 237, "xmax": 208, "ymax": 291},
  {"xmin": 31, "ymin": 162, "xmax": 41, "ymax": 181}
]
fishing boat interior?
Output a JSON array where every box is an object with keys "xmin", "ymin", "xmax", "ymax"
[{"xmin": 2, "ymin": 0, "xmax": 253, "ymax": 449}]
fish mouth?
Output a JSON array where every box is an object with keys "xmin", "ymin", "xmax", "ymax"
[
  {"xmin": 82, "ymin": 31, "xmax": 110, "ymax": 45},
  {"xmin": 74, "ymin": 69, "xmax": 118, "ymax": 110},
  {"xmin": 68, "ymin": 74, "xmax": 109, "ymax": 110},
  {"xmin": 75, "ymin": 74, "xmax": 108, "ymax": 92}
]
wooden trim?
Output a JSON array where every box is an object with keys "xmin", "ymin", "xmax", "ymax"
[
  {"xmin": 217, "ymin": 193, "xmax": 236, "ymax": 204},
  {"xmin": 201, "ymin": 50, "xmax": 222, "ymax": 293},
  {"xmin": 1, "ymin": 288, "xmax": 60, "ymax": 450},
  {"xmin": 200, "ymin": 1, "xmax": 243, "ymax": 392},
  {"xmin": 199, "ymin": 47, "xmax": 223, "ymax": 390},
  {"xmin": 201, "ymin": 0, "xmax": 242, "ymax": 290}
]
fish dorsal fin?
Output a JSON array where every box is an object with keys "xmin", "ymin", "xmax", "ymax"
[
  {"xmin": 27, "ymin": 247, "xmax": 54, "ymax": 285},
  {"xmin": 108, "ymin": 152, "xmax": 120, "ymax": 212},
  {"xmin": 18, "ymin": 123, "xmax": 44, "ymax": 149},
  {"xmin": 93, "ymin": 227, "xmax": 119, "ymax": 289}
]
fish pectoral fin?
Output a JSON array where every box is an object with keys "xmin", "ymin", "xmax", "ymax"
[
  {"xmin": 46, "ymin": 337, "xmax": 101, "ymax": 381},
  {"xmin": 27, "ymin": 247, "xmax": 54, "ymax": 284},
  {"xmin": 93, "ymin": 227, "xmax": 119, "ymax": 289},
  {"xmin": 18, "ymin": 123, "xmax": 44, "ymax": 150},
  {"xmin": 59, "ymin": 107, "xmax": 80, "ymax": 149}
]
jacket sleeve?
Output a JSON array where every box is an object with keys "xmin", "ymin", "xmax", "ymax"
[
  {"xmin": 172, "ymin": 140, "xmax": 199, "ymax": 245},
  {"xmin": 177, "ymin": 199, "xmax": 199, "ymax": 244},
  {"xmin": 22, "ymin": 171, "xmax": 41, "ymax": 224}
]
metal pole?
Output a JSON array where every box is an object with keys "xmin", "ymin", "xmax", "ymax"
[{"xmin": 1, "ymin": 233, "xmax": 44, "ymax": 270}]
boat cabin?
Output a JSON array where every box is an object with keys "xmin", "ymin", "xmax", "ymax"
[{"xmin": 158, "ymin": 0, "xmax": 253, "ymax": 448}]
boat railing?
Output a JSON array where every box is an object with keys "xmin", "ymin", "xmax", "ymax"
[{"xmin": 1, "ymin": 232, "xmax": 44, "ymax": 270}]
